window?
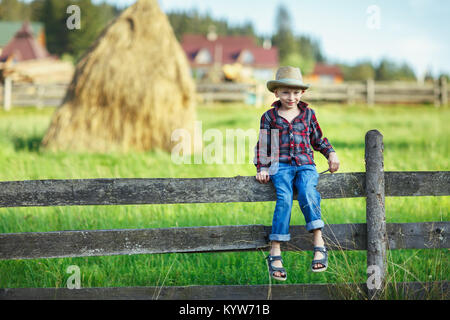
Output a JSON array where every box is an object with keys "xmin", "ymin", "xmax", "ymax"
[
  {"xmin": 240, "ymin": 50, "xmax": 254, "ymax": 65},
  {"xmin": 195, "ymin": 48, "xmax": 212, "ymax": 65}
]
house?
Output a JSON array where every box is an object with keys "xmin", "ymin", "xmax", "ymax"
[
  {"xmin": 0, "ymin": 20, "xmax": 51, "ymax": 63},
  {"xmin": 181, "ymin": 32, "xmax": 278, "ymax": 82},
  {"xmin": 0, "ymin": 21, "xmax": 73, "ymax": 84},
  {"xmin": 306, "ymin": 63, "xmax": 343, "ymax": 84},
  {"xmin": 0, "ymin": 20, "xmax": 46, "ymax": 57}
]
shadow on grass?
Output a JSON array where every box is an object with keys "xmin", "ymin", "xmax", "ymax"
[{"xmin": 12, "ymin": 135, "xmax": 43, "ymax": 152}]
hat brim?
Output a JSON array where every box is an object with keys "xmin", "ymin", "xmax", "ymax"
[{"xmin": 267, "ymin": 79, "xmax": 310, "ymax": 92}]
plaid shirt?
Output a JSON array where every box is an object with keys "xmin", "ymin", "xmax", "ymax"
[{"xmin": 254, "ymin": 100, "xmax": 335, "ymax": 173}]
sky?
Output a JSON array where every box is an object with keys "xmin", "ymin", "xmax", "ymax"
[{"xmin": 77, "ymin": 0, "xmax": 450, "ymax": 78}]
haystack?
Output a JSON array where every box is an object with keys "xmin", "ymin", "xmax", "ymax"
[{"xmin": 41, "ymin": 0, "xmax": 198, "ymax": 154}]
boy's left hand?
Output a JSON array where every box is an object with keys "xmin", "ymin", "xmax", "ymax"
[{"xmin": 328, "ymin": 152, "xmax": 340, "ymax": 173}]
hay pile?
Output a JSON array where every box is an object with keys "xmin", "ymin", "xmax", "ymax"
[{"xmin": 41, "ymin": 0, "xmax": 198, "ymax": 154}]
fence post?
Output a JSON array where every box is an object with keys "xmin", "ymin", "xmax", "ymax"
[
  {"xmin": 440, "ymin": 76, "xmax": 448, "ymax": 107},
  {"xmin": 434, "ymin": 79, "xmax": 441, "ymax": 107},
  {"xmin": 347, "ymin": 84, "xmax": 355, "ymax": 105},
  {"xmin": 255, "ymin": 83, "xmax": 264, "ymax": 108},
  {"xmin": 366, "ymin": 79, "xmax": 375, "ymax": 107},
  {"xmin": 36, "ymin": 84, "xmax": 45, "ymax": 109},
  {"xmin": 365, "ymin": 130, "xmax": 387, "ymax": 300},
  {"xmin": 3, "ymin": 77, "xmax": 12, "ymax": 111}
]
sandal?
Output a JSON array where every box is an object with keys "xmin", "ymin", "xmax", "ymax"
[
  {"xmin": 311, "ymin": 246, "xmax": 328, "ymax": 273},
  {"xmin": 266, "ymin": 255, "xmax": 287, "ymax": 281}
]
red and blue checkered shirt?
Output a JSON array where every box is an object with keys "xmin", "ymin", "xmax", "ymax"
[{"xmin": 254, "ymin": 100, "xmax": 335, "ymax": 173}]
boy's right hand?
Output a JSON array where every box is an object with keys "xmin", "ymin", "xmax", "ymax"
[{"xmin": 256, "ymin": 170, "xmax": 270, "ymax": 184}]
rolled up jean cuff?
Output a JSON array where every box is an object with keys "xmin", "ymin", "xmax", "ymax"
[
  {"xmin": 269, "ymin": 233, "xmax": 291, "ymax": 242},
  {"xmin": 306, "ymin": 219, "xmax": 325, "ymax": 233}
]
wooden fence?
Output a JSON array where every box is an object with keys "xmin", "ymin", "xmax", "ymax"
[
  {"xmin": 1, "ymin": 78, "xmax": 449, "ymax": 110},
  {"xmin": 0, "ymin": 130, "xmax": 448, "ymax": 300},
  {"xmin": 197, "ymin": 79, "xmax": 450, "ymax": 107}
]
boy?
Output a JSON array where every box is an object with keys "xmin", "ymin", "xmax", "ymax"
[{"xmin": 254, "ymin": 66, "xmax": 340, "ymax": 280}]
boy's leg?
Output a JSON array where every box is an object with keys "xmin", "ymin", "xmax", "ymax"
[
  {"xmin": 269, "ymin": 165, "xmax": 296, "ymax": 242},
  {"xmin": 312, "ymin": 229, "xmax": 326, "ymax": 269},
  {"xmin": 269, "ymin": 164, "xmax": 295, "ymax": 277},
  {"xmin": 293, "ymin": 165, "xmax": 324, "ymax": 232},
  {"xmin": 294, "ymin": 166, "xmax": 326, "ymax": 269},
  {"xmin": 269, "ymin": 241, "xmax": 285, "ymax": 278}
]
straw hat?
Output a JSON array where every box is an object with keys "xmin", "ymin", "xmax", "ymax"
[{"xmin": 267, "ymin": 66, "xmax": 310, "ymax": 92}]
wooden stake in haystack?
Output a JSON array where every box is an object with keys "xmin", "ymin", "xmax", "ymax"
[{"xmin": 41, "ymin": 0, "xmax": 198, "ymax": 154}]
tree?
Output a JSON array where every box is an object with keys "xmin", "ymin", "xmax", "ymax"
[
  {"xmin": 66, "ymin": 0, "xmax": 116, "ymax": 62},
  {"xmin": 271, "ymin": 4, "xmax": 298, "ymax": 63},
  {"xmin": 37, "ymin": 0, "xmax": 71, "ymax": 56},
  {"xmin": 167, "ymin": 9, "xmax": 258, "ymax": 42},
  {"xmin": 32, "ymin": 0, "xmax": 117, "ymax": 60},
  {"xmin": 0, "ymin": 0, "xmax": 31, "ymax": 20},
  {"xmin": 282, "ymin": 52, "xmax": 315, "ymax": 75},
  {"xmin": 339, "ymin": 61, "xmax": 375, "ymax": 81},
  {"xmin": 375, "ymin": 58, "xmax": 416, "ymax": 81}
]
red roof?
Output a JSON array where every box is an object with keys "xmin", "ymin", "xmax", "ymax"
[
  {"xmin": 181, "ymin": 34, "xmax": 278, "ymax": 68},
  {"xmin": 312, "ymin": 63, "xmax": 343, "ymax": 77},
  {"xmin": 0, "ymin": 21, "xmax": 50, "ymax": 62}
]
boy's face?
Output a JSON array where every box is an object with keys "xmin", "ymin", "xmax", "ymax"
[{"xmin": 274, "ymin": 87, "xmax": 305, "ymax": 108}]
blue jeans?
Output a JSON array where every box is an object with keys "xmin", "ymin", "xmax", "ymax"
[{"xmin": 269, "ymin": 160, "xmax": 324, "ymax": 241}]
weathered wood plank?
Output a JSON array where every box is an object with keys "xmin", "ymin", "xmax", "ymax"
[
  {"xmin": 0, "ymin": 282, "xmax": 446, "ymax": 300},
  {"xmin": 0, "ymin": 173, "xmax": 363, "ymax": 207},
  {"xmin": 0, "ymin": 171, "xmax": 448, "ymax": 208},
  {"xmin": 365, "ymin": 130, "xmax": 387, "ymax": 299},
  {"xmin": 386, "ymin": 171, "xmax": 450, "ymax": 196},
  {"xmin": 0, "ymin": 283, "xmax": 360, "ymax": 300},
  {"xmin": 0, "ymin": 222, "xmax": 447, "ymax": 260}
]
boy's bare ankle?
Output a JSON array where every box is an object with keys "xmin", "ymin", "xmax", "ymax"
[{"xmin": 270, "ymin": 241, "xmax": 281, "ymax": 256}]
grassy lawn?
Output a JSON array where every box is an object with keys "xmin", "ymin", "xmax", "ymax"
[{"xmin": 0, "ymin": 102, "xmax": 448, "ymax": 299}]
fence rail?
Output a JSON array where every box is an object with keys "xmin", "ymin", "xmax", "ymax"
[
  {"xmin": 0, "ymin": 130, "xmax": 448, "ymax": 300},
  {"xmin": 0, "ymin": 222, "xmax": 447, "ymax": 260},
  {"xmin": 1, "ymin": 282, "xmax": 447, "ymax": 300},
  {"xmin": 0, "ymin": 171, "xmax": 448, "ymax": 207},
  {"xmin": 1, "ymin": 78, "xmax": 449, "ymax": 109},
  {"xmin": 197, "ymin": 79, "xmax": 449, "ymax": 106}
]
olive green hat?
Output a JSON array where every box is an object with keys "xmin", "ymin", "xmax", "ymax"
[{"xmin": 267, "ymin": 66, "xmax": 310, "ymax": 92}]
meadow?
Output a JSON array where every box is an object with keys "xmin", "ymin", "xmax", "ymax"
[{"xmin": 0, "ymin": 102, "xmax": 448, "ymax": 299}]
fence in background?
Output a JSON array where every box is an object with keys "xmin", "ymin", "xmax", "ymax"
[
  {"xmin": 1, "ymin": 78, "xmax": 449, "ymax": 110},
  {"xmin": 197, "ymin": 78, "xmax": 449, "ymax": 107},
  {"xmin": 0, "ymin": 130, "xmax": 448, "ymax": 300}
]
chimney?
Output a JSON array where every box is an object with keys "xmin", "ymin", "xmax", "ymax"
[
  {"xmin": 207, "ymin": 25, "xmax": 218, "ymax": 41},
  {"xmin": 263, "ymin": 38, "xmax": 272, "ymax": 49}
]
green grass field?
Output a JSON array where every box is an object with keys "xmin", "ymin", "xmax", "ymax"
[{"xmin": 0, "ymin": 103, "xmax": 448, "ymax": 299}]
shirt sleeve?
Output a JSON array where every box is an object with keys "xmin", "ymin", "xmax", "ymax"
[
  {"xmin": 254, "ymin": 112, "xmax": 272, "ymax": 173},
  {"xmin": 310, "ymin": 109, "xmax": 335, "ymax": 159}
]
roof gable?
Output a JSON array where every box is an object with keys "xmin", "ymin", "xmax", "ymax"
[
  {"xmin": 0, "ymin": 21, "xmax": 44, "ymax": 47},
  {"xmin": 0, "ymin": 21, "xmax": 50, "ymax": 62},
  {"xmin": 181, "ymin": 34, "xmax": 278, "ymax": 67}
]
